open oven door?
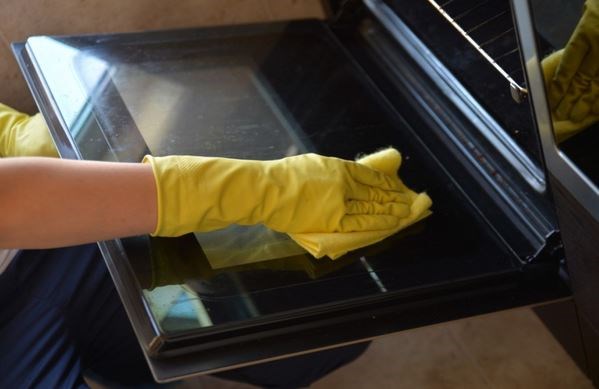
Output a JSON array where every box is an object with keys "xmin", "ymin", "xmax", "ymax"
[{"xmin": 13, "ymin": 0, "xmax": 570, "ymax": 381}]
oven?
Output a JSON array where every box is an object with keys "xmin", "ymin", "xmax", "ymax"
[{"xmin": 13, "ymin": 0, "xmax": 598, "ymax": 383}]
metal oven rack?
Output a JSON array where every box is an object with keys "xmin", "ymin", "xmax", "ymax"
[{"xmin": 432, "ymin": 0, "xmax": 528, "ymax": 102}]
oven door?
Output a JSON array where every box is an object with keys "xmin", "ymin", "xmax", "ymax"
[{"xmin": 13, "ymin": 15, "xmax": 569, "ymax": 382}]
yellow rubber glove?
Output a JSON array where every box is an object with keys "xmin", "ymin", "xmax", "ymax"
[
  {"xmin": 546, "ymin": 0, "xmax": 599, "ymax": 124},
  {"xmin": 0, "ymin": 103, "xmax": 58, "ymax": 158},
  {"xmin": 543, "ymin": 49, "xmax": 599, "ymax": 142},
  {"xmin": 290, "ymin": 148, "xmax": 432, "ymax": 259},
  {"xmin": 143, "ymin": 152, "xmax": 409, "ymax": 237}
]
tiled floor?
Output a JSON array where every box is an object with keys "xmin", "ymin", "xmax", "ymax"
[{"xmin": 89, "ymin": 308, "xmax": 592, "ymax": 389}]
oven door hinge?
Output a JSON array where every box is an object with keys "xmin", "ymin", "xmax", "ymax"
[
  {"xmin": 526, "ymin": 230, "xmax": 564, "ymax": 264},
  {"xmin": 524, "ymin": 230, "xmax": 571, "ymax": 287}
]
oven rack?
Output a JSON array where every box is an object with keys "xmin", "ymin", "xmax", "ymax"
[{"xmin": 432, "ymin": 0, "xmax": 528, "ymax": 103}]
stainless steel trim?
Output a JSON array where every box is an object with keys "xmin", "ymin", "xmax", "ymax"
[
  {"xmin": 24, "ymin": 40, "xmax": 83, "ymax": 160},
  {"xmin": 98, "ymin": 239, "xmax": 163, "ymax": 354},
  {"xmin": 363, "ymin": 0, "xmax": 546, "ymax": 192},
  {"xmin": 511, "ymin": 0, "xmax": 599, "ymax": 223},
  {"xmin": 149, "ymin": 337, "xmax": 372, "ymax": 383}
]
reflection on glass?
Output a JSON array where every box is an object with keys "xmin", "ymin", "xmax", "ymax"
[
  {"xmin": 194, "ymin": 225, "xmax": 306, "ymax": 269},
  {"xmin": 141, "ymin": 235, "xmax": 361, "ymax": 332},
  {"xmin": 27, "ymin": 37, "xmax": 117, "ymax": 160},
  {"xmin": 137, "ymin": 220, "xmax": 435, "ymax": 333},
  {"xmin": 533, "ymin": 0, "xmax": 599, "ymax": 185},
  {"xmin": 77, "ymin": 56, "xmax": 312, "ymax": 160},
  {"xmin": 144, "ymin": 285, "xmax": 214, "ymax": 332},
  {"xmin": 27, "ymin": 37, "xmax": 95, "ymax": 128}
]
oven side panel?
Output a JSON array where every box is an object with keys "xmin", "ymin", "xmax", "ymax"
[{"xmin": 551, "ymin": 175, "xmax": 599, "ymax": 386}]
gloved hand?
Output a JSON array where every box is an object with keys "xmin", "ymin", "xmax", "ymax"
[
  {"xmin": 542, "ymin": 49, "xmax": 599, "ymax": 142},
  {"xmin": 545, "ymin": 0, "xmax": 599, "ymax": 123},
  {"xmin": 143, "ymin": 153, "xmax": 409, "ymax": 237},
  {"xmin": 0, "ymin": 103, "xmax": 58, "ymax": 157},
  {"xmin": 289, "ymin": 148, "xmax": 432, "ymax": 259}
]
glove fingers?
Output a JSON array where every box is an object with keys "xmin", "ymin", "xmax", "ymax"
[
  {"xmin": 555, "ymin": 75, "xmax": 589, "ymax": 120},
  {"xmin": 347, "ymin": 161, "xmax": 402, "ymax": 191},
  {"xmin": 549, "ymin": 42, "xmax": 588, "ymax": 110},
  {"xmin": 346, "ymin": 200, "xmax": 411, "ymax": 218},
  {"xmin": 578, "ymin": 43, "xmax": 599, "ymax": 76},
  {"xmin": 557, "ymin": 38, "xmax": 589, "ymax": 82},
  {"xmin": 570, "ymin": 79, "xmax": 599, "ymax": 122},
  {"xmin": 571, "ymin": 89, "xmax": 594, "ymax": 122},
  {"xmin": 338, "ymin": 214, "xmax": 399, "ymax": 232},
  {"xmin": 349, "ymin": 182, "xmax": 409, "ymax": 203},
  {"xmin": 356, "ymin": 147, "xmax": 402, "ymax": 176},
  {"xmin": 543, "ymin": 50, "xmax": 564, "ymax": 109}
]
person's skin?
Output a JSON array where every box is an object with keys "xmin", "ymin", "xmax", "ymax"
[{"xmin": 0, "ymin": 157, "xmax": 157, "ymax": 249}]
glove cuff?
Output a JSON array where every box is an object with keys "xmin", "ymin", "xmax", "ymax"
[{"xmin": 142, "ymin": 155, "xmax": 166, "ymax": 236}]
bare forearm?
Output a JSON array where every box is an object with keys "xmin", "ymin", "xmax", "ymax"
[{"xmin": 0, "ymin": 157, "xmax": 157, "ymax": 248}]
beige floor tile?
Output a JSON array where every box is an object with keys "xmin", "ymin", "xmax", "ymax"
[
  {"xmin": 0, "ymin": 0, "xmax": 270, "ymax": 42},
  {"xmin": 446, "ymin": 308, "xmax": 593, "ymax": 389},
  {"xmin": 0, "ymin": 0, "xmax": 322, "ymax": 43},
  {"xmin": 311, "ymin": 326, "xmax": 490, "ymax": 389}
]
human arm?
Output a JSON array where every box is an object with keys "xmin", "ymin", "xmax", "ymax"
[
  {"xmin": 0, "ymin": 105, "xmax": 420, "ymax": 255},
  {"xmin": 1, "ymin": 152, "xmax": 413, "ymax": 251},
  {"xmin": 0, "ymin": 157, "xmax": 157, "ymax": 249}
]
